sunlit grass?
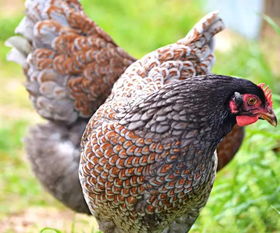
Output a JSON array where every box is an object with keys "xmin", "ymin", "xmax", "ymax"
[
  {"xmin": 0, "ymin": 118, "xmax": 48, "ymax": 215},
  {"xmin": 214, "ymin": 41, "xmax": 279, "ymax": 92},
  {"xmin": 80, "ymin": 0, "xmax": 204, "ymax": 57},
  {"xmin": 194, "ymin": 105, "xmax": 280, "ymax": 233}
]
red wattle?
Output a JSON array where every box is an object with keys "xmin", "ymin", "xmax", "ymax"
[{"xmin": 236, "ymin": 115, "xmax": 259, "ymax": 126}]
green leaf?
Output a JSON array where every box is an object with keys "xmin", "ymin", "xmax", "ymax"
[
  {"xmin": 40, "ymin": 227, "xmax": 63, "ymax": 233},
  {"xmin": 263, "ymin": 15, "xmax": 280, "ymax": 35}
]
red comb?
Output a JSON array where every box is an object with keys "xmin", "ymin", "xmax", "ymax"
[{"xmin": 258, "ymin": 83, "xmax": 273, "ymax": 107}]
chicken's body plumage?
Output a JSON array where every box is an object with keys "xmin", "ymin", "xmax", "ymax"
[{"xmin": 7, "ymin": 0, "xmax": 246, "ymax": 218}]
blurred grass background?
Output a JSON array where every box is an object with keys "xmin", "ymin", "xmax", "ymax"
[{"xmin": 0, "ymin": 0, "xmax": 279, "ymax": 232}]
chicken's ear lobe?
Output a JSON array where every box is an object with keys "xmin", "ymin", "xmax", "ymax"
[
  {"xmin": 233, "ymin": 92, "xmax": 243, "ymax": 106},
  {"xmin": 229, "ymin": 92, "xmax": 243, "ymax": 114}
]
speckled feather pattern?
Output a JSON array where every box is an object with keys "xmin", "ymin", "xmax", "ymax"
[
  {"xmin": 80, "ymin": 12, "xmax": 230, "ymax": 233},
  {"xmin": 9, "ymin": 0, "xmax": 135, "ymax": 124}
]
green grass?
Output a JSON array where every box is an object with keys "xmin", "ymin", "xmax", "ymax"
[
  {"xmin": 81, "ymin": 0, "xmax": 204, "ymax": 57},
  {"xmin": 0, "ymin": 118, "xmax": 53, "ymax": 215},
  {"xmin": 0, "ymin": 0, "xmax": 279, "ymax": 232},
  {"xmin": 195, "ymin": 109, "xmax": 280, "ymax": 233}
]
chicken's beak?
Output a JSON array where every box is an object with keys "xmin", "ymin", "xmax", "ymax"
[{"xmin": 259, "ymin": 108, "xmax": 277, "ymax": 127}]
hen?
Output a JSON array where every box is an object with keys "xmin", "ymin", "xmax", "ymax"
[
  {"xmin": 7, "ymin": 0, "xmax": 244, "ymax": 214},
  {"xmin": 79, "ymin": 19, "xmax": 277, "ymax": 233}
]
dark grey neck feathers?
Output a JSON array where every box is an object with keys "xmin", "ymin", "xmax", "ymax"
[{"xmin": 122, "ymin": 75, "xmax": 261, "ymax": 148}]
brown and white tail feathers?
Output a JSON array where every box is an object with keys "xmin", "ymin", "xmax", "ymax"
[{"xmin": 6, "ymin": 0, "xmax": 135, "ymax": 124}]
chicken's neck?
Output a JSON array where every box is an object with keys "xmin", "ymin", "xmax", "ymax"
[{"xmin": 119, "ymin": 77, "xmax": 239, "ymax": 174}]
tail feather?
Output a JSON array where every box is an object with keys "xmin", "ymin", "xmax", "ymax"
[
  {"xmin": 15, "ymin": 17, "xmax": 34, "ymax": 40},
  {"xmin": 7, "ymin": 0, "xmax": 135, "ymax": 124},
  {"xmin": 5, "ymin": 36, "xmax": 31, "ymax": 66},
  {"xmin": 5, "ymin": 36, "xmax": 31, "ymax": 56},
  {"xmin": 178, "ymin": 11, "xmax": 225, "ymax": 48},
  {"xmin": 6, "ymin": 48, "xmax": 27, "ymax": 67}
]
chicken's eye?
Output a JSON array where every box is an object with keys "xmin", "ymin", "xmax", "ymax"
[{"xmin": 247, "ymin": 97, "xmax": 257, "ymax": 106}]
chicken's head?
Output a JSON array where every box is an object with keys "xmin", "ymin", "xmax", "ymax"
[{"xmin": 229, "ymin": 83, "xmax": 277, "ymax": 127}]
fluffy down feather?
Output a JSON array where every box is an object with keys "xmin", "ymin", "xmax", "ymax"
[{"xmin": 25, "ymin": 120, "xmax": 90, "ymax": 214}]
